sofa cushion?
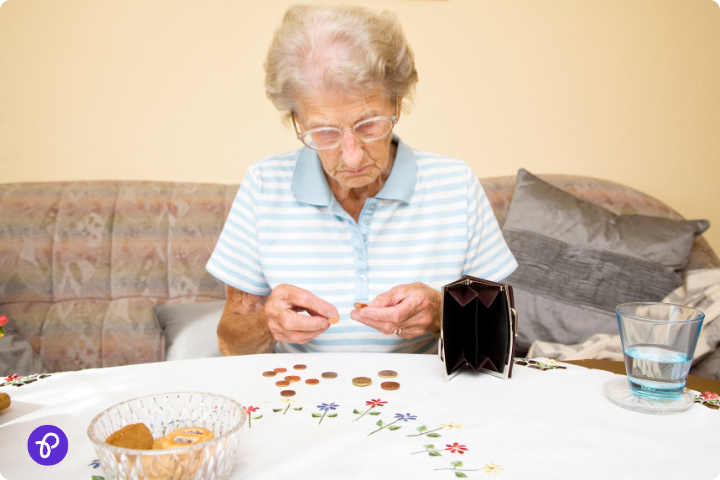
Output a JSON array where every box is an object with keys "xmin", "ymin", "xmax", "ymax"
[
  {"xmin": 0, "ymin": 303, "xmax": 47, "ymax": 376},
  {"xmin": 503, "ymin": 169, "xmax": 710, "ymax": 354},
  {"xmin": 154, "ymin": 301, "xmax": 225, "ymax": 361}
]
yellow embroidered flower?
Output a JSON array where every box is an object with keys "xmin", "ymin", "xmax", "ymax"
[
  {"xmin": 280, "ymin": 398, "xmax": 297, "ymax": 404},
  {"xmin": 482, "ymin": 463, "xmax": 504, "ymax": 474},
  {"xmin": 440, "ymin": 423, "xmax": 463, "ymax": 430},
  {"xmin": 545, "ymin": 359, "xmax": 561, "ymax": 366}
]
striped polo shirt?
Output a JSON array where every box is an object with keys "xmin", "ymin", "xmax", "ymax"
[{"xmin": 206, "ymin": 135, "xmax": 517, "ymax": 354}]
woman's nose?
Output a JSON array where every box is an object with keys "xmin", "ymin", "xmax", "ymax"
[{"xmin": 341, "ymin": 133, "xmax": 363, "ymax": 168}]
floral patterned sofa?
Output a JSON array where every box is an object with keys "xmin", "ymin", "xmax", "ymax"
[{"xmin": 0, "ymin": 179, "xmax": 718, "ymax": 374}]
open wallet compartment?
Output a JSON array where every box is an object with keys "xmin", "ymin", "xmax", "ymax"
[{"xmin": 438, "ymin": 275, "xmax": 519, "ymax": 382}]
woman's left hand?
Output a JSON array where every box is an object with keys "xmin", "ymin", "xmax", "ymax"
[{"xmin": 349, "ymin": 282, "xmax": 442, "ymax": 339}]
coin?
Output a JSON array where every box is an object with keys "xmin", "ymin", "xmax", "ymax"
[
  {"xmin": 321, "ymin": 372, "xmax": 338, "ymax": 379},
  {"xmin": 293, "ymin": 364, "xmax": 307, "ymax": 370},
  {"xmin": 305, "ymin": 379, "xmax": 320, "ymax": 385},
  {"xmin": 328, "ymin": 314, "xmax": 340, "ymax": 325},
  {"xmin": 274, "ymin": 367, "xmax": 287, "ymax": 373},
  {"xmin": 275, "ymin": 380, "xmax": 290, "ymax": 387},
  {"xmin": 352, "ymin": 377, "xmax": 372, "ymax": 387},
  {"xmin": 354, "ymin": 302, "xmax": 368, "ymax": 310},
  {"xmin": 378, "ymin": 370, "xmax": 397, "ymax": 378},
  {"xmin": 381, "ymin": 381, "xmax": 400, "ymax": 391},
  {"xmin": 285, "ymin": 375, "xmax": 301, "ymax": 383},
  {"xmin": 280, "ymin": 390, "xmax": 296, "ymax": 397},
  {"xmin": 262, "ymin": 371, "xmax": 277, "ymax": 377}
]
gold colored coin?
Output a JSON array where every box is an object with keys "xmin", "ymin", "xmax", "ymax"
[
  {"xmin": 293, "ymin": 364, "xmax": 307, "ymax": 370},
  {"xmin": 352, "ymin": 377, "xmax": 372, "ymax": 387},
  {"xmin": 381, "ymin": 381, "xmax": 400, "ymax": 391},
  {"xmin": 262, "ymin": 371, "xmax": 277, "ymax": 377},
  {"xmin": 378, "ymin": 370, "xmax": 397, "ymax": 379},
  {"xmin": 274, "ymin": 367, "xmax": 287, "ymax": 373},
  {"xmin": 275, "ymin": 380, "xmax": 290, "ymax": 387},
  {"xmin": 280, "ymin": 390, "xmax": 296, "ymax": 397},
  {"xmin": 305, "ymin": 379, "xmax": 320, "ymax": 385},
  {"xmin": 321, "ymin": 372, "xmax": 338, "ymax": 379},
  {"xmin": 285, "ymin": 375, "xmax": 301, "ymax": 383}
]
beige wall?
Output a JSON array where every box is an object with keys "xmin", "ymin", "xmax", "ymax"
[{"xmin": 1, "ymin": 0, "xmax": 719, "ymax": 252}]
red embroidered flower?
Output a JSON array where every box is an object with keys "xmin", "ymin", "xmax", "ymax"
[
  {"xmin": 700, "ymin": 391, "xmax": 719, "ymax": 400},
  {"xmin": 244, "ymin": 406, "xmax": 259, "ymax": 414},
  {"xmin": 445, "ymin": 443, "xmax": 468, "ymax": 454},
  {"xmin": 4, "ymin": 373, "xmax": 21, "ymax": 382},
  {"xmin": 366, "ymin": 399, "xmax": 388, "ymax": 408}
]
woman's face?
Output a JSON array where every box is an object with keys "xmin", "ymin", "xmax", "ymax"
[{"xmin": 294, "ymin": 89, "xmax": 399, "ymax": 191}]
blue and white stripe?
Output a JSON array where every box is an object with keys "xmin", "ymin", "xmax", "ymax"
[{"xmin": 207, "ymin": 135, "xmax": 517, "ymax": 354}]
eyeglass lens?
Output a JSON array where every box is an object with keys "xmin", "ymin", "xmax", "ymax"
[{"xmin": 303, "ymin": 118, "xmax": 394, "ymax": 149}]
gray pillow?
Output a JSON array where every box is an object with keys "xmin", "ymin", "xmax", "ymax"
[
  {"xmin": 0, "ymin": 304, "xmax": 48, "ymax": 375},
  {"xmin": 153, "ymin": 301, "xmax": 226, "ymax": 361},
  {"xmin": 503, "ymin": 169, "xmax": 710, "ymax": 354}
]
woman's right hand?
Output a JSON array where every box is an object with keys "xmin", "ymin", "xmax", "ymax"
[{"xmin": 264, "ymin": 284, "xmax": 338, "ymax": 344}]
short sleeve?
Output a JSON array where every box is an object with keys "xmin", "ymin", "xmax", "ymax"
[
  {"xmin": 462, "ymin": 167, "xmax": 518, "ymax": 282},
  {"xmin": 206, "ymin": 167, "xmax": 272, "ymax": 296}
]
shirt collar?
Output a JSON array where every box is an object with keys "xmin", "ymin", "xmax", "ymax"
[{"xmin": 291, "ymin": 134, "xmax": 417, "ymax": 207}]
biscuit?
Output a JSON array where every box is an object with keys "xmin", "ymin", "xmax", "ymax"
[
  {"xmin": 105, "ymin": 423, "xmax": 154, "ymax": 450},
  {"xmin": 152, "ymin": 427, "xmax": 214, "ymax": 450}
]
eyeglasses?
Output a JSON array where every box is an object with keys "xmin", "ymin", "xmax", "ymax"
[{"xmin": 292, "ymin": 97, "xmax": 398, "ymax": 151}]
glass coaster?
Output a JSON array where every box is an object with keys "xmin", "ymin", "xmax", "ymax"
[{"xmin": 603, "ymin": 377, "xmax": 695, "ymax": 415}]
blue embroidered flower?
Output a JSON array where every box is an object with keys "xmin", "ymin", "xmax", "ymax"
[
  {"xmin": 317, "ymin": 402, "xmax": 339, "ymax": 412},
  {"xmin": 89, "ymin": 459, "xmax": 100, "ymax": 469},
  {"xmin": 395, "ymin": 413, "xmax": 417, "ymax": 422}
]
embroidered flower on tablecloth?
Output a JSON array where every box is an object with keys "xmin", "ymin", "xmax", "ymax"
[
  {"xmin": 4, "ymin": 374, "xmax": 21, "ymax": 383},
  {"xmin": 514, "ymin": 358, "xmax": 566, "ymax": 371},
  {"xmin": 244, "ymin": 406, "xmax": 262, "ymax": 428},
  {"xmin": 395, "ymin": 413, "xmax": 417, "ymax": 422},
  {"xmin": 276, "ymin": 398, "xmax": 302, "ymax": 415},
  {"xmin": 441, "ymin": 423, "xmax": 462, "ymax": 430},
  {"xmin": 695, "ymin": 391, "xmax": 720, "ymax": 409},
  {"xmin": 445, "ymin": 442, "xmax": 468, "ymax": 454},
  {"xmin": 366, "ymin": 399, "xmax": 387, "ymax": 408},
  {"xmin": 88, "ymin": 459, "xmax": 100, "ymax": 469},
  {"xmin": 354, "ymin": 399, "xmax": 387, "ymax": 421},
  {"xmin": 0, "ymin": 373, "xmax": 52, "ymax": 387},
  {"xmin": 369, "ymin": 412, "xmax": 416, "ymax": 435},
  {"xmin": 482, "ymin": 463, "xmax": 504, "ymax": 474},
  {"xmin": 313, "ymin": 403, "xmax": 339, "ymax": 424}
]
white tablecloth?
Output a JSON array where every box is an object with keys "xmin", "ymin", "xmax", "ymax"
[{"xmin": 0, "ymin": 353, "xmax": 718, "ymax": 480}]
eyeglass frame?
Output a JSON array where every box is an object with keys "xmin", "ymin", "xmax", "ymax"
[{"xmin": 291, "ymin": 96, "xmax": 399, "ymax": 151}]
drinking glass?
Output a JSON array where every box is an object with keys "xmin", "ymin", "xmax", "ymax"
[{"xmin": 616, "ymin": 302, "xmax": 704, "ymax": 401}]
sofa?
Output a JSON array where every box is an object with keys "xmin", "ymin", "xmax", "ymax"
[{"xmin": 1, "ymin": 177, "xmax": 718, "ymax": 376}]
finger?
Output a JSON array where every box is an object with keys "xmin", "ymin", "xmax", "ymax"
[
  {"xmin": 279, "ymin": 311, "xmax": 329, "ymax": 332},
  {"xmin": 272, "ymin": 327, "xmax": 328, "ymax": 344},
  {"xmin": 280, "ymin": 284, "xmax": 337, "ymax": 319}
]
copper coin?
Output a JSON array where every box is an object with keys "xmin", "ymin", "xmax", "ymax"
[
  {"xmin": 285, "ymin": 375, "xmax": 301, "ymax": 383},
  {"xmin": 352, "ymin": 377, "xmax": 372, "ymax": 387},
  {"xmin": 321, "ymin": 372, "xmax": 338, "ymax": 379},
  {"xmin": 328, "ymin": 314, "xmax": 340, "ymax": 325},
  {"xmin": 381, "ymin": 381, "xmax": 400, "ymax": 391},
  {"xmin": 262, "ymin": 371, "xmax": 277, "ymax": 377},
  {"xmin": 274, "ymin": 367, "xmax": 287, "ymax": 373},
  {"xmin": 354, "ymin": 302, "xmax": 368, "ymax": 310},
  {"xmin": 293, "ymin": 364, "xmax": 307, "ymax": 370},
  {"xmin": 378, "ymin": 370, "xmax": 397, "ymax": 378},
  {"xmin": 305, "ymin": 379, "xmax": 320, "ymax": 385},
  {"xmin": 280, "ymin": 390, "xmax": 296, "ymax": 397},
  {"xmin": 275, "ymin": 380, "xmax": 290, "ymax": 387}
]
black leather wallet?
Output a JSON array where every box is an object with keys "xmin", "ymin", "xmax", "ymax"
[{"xmin": 438, "ymin": 276, "xmax": 518, "ymax": 382}]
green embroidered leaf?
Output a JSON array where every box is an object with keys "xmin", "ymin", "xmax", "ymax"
[
  {"xmin": 451, "ymin": 461, "xmax": 463, "ymax": 468},
  {"xmin": 312, "ymin": 413, "xmax": 322, "ymax": 418},
  {"xmin": 369, "ymin": 411, "xmax": 381, "ymax": 416},
  {"xmin": 427, "ymin": 433, "xmax": 441, "ymax": 438},
  {"xmin": 423, "ymin": 444, "xmax": 435, "ymax": 449},
  {"xmin": 353, "ymin": 409, "xmax": 362, "ymax": 414},
  {"xmin": 428, "ymin": 451, "xmax": 441, "ymax": 457},
  {"xmin": 327, "ymin": 413, "xmax": 338, "ymax": 418},
  {"xmin": 273, "ymin": 409, "xmax": 282, "ymax": 413},
  {"xmin": 454, "ymin": 472, "xmax": 468, "ymax": 478},
  {"xmin": 92, "ymin": 477, "xmax": 106, "ymax": 480},
  {"xmin": 253, "ymin": 415, "xmax": 263, "ymax": 420},
  {"xmin": 376, "ymin": 420, "xmax": 384, "ymax": 427},
  {"xmin": 417, "ymin": 425, "xmax": 428, "ymax": 432},
  {"xmin": 388, "ymin": 426, "xmax": 401, "ymax": 431},
  {"xmin": 293, "ymin": 407, "xmax": 303, "ymax": 411}
]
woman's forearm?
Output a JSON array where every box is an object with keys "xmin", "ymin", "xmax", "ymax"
[{"xmin": 217, "ymin": 286, "xmax": 275, "ymax": 356}]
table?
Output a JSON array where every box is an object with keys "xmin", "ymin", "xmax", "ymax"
[{"xmin": 0, "ymin": 353, "xmax": 719, "ymax": 480}]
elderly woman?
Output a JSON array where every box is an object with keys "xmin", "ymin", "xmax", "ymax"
[{"xmin": 206, "ymin": 4, "xmax": 517, "ymax": 355}]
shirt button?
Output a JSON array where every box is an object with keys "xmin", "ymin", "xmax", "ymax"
[
  {"xmin": 357, "ymin": 254, "xmax": 364, "ymax": 260},
  {"xmin": 359, "ymin": 274, "xmax": 367, "ymax": 282},
  {"xmin": 363, "ymin": 235, "xmax": 367, "ymax": 241},
  {"xmin": 363, "ymin": 218, "xmax": 371, "ymax": 225}
]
